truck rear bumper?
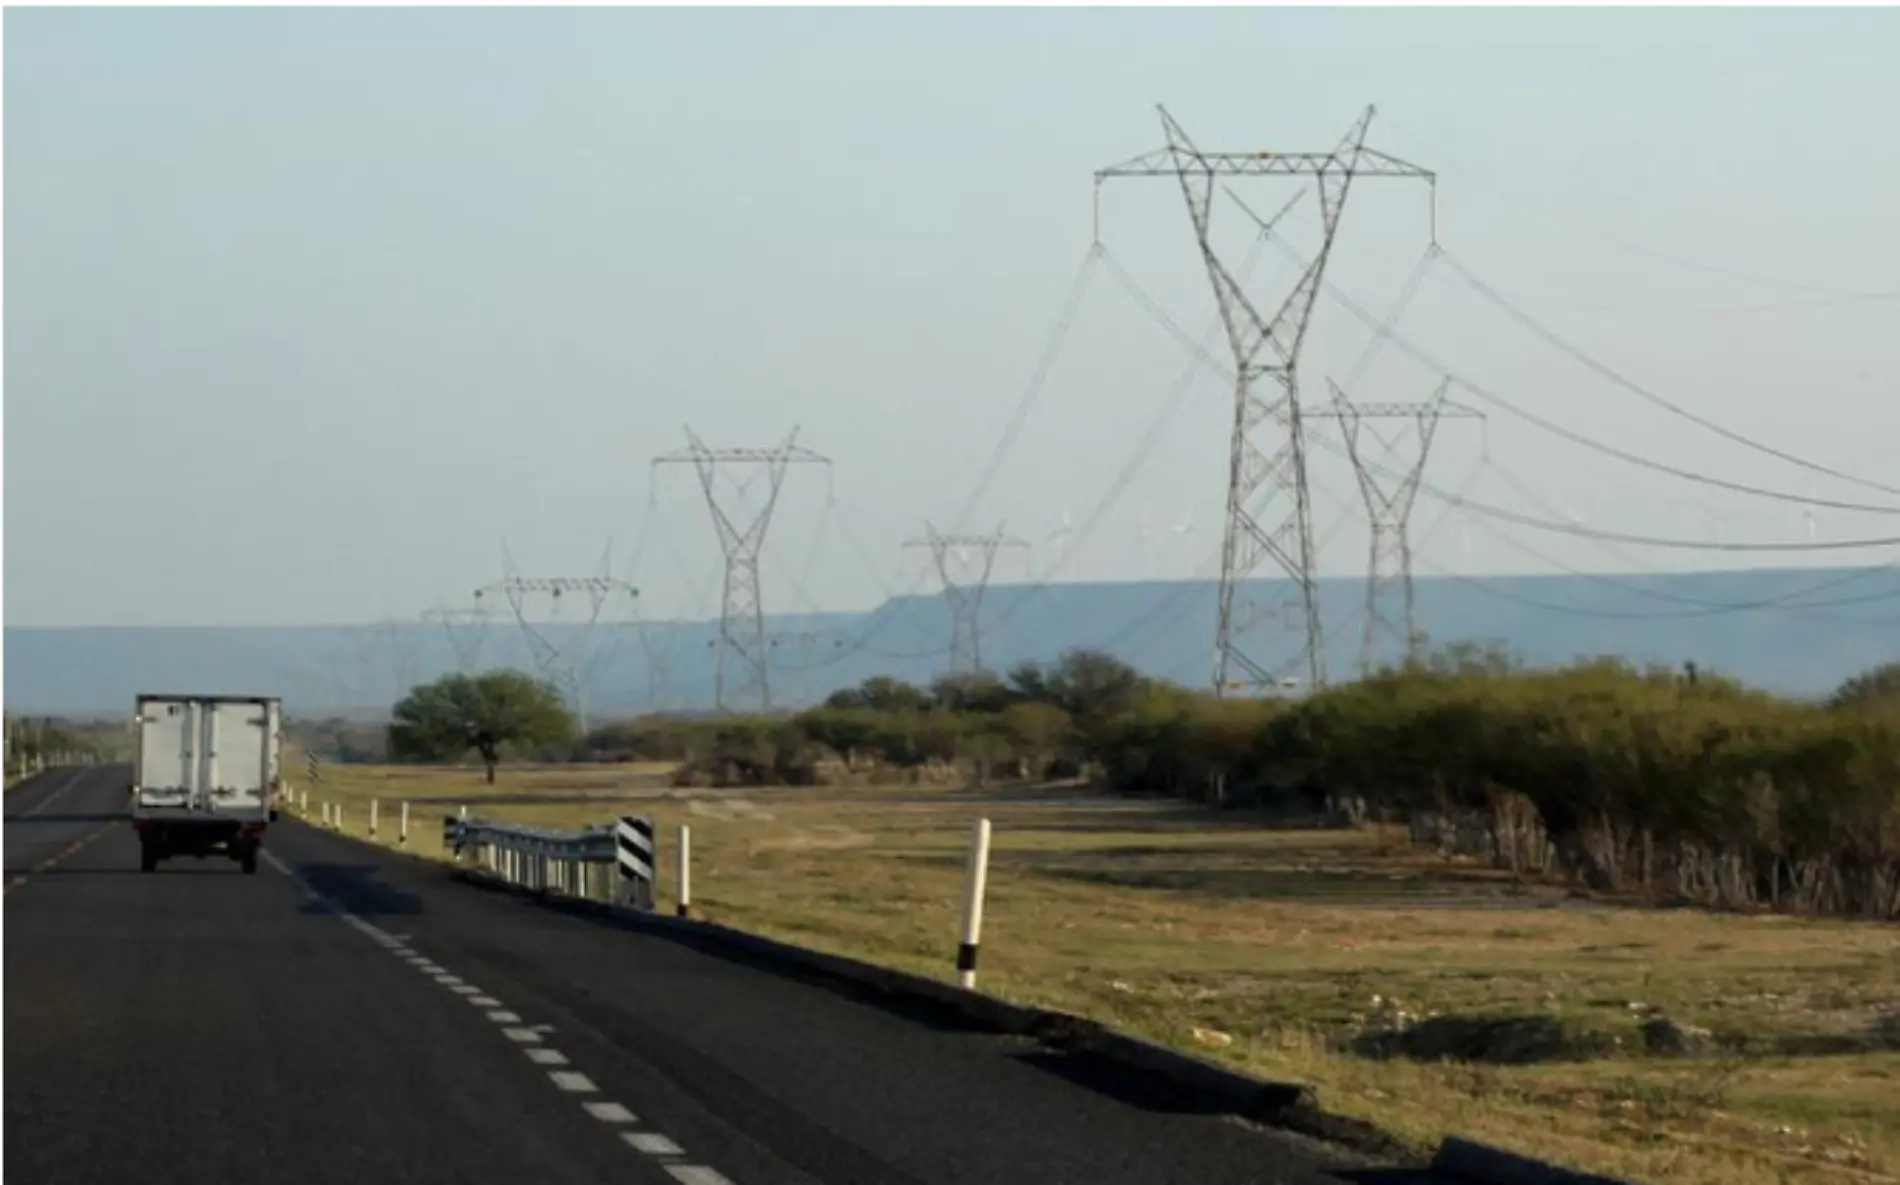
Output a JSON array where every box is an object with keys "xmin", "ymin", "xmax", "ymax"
[{"xmin": 133, "ymin": 817, "xmax": 267, "ymax": 856}]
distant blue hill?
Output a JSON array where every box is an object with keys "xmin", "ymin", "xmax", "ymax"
[{"xmin": 6, "ymin": 567, "xmax": 1896, "ymax": 718}]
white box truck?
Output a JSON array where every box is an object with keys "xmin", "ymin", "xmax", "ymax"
[{"xmin": 131, "ymin": 694, "xmax": 282, "ymax": 874}]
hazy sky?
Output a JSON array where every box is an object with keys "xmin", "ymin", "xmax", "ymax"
[{"xmin": 7, "ymin": 6, "xmax": 1898, "ymax": 628}]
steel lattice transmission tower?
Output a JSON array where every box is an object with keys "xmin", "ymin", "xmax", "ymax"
[
  {"xmin": 472, "ymin": 545, "xmax": 639, "ymax": 732},
  {"xmin": 654, "ymin": 427, "xmax": 830, "ymax": 713},
  {"xmin": 904, "ymin": 522, "xmax": 1029, "ymax": 677},
  {"xmin": 1312, "ymin": 380, "xmax": 1483, "ymax": 674},
  {"xmin": 1096, "ymin": 105, "xmax": 1436, "ymax": 696}
]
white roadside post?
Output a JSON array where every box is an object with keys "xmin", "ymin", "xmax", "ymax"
[
  {"xmin": 956, "ymin": 817, "xmax": 993, "ymax": 990},
  {"xmin": 676, "ymin": 825, "xmax": 692, "ymax": 918},
  {"xmin": 399, "ymin": 801, "xmax": 410, "ymax": 847},
  {"xmin": 336, "ymin": 804, "xmax": 346, "ymax": 834},
  {"xmin": 322, "ymin": 801, "xmax": 332, "ymax": 827},
  {"xmin": 369, "ymin": 799, "xmax": 379, "ymax": 838}
]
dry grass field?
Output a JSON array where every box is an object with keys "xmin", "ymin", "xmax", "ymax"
[{"xmin": 289, "ymin": 757, "xmax": 1900, "ymax": 1185}]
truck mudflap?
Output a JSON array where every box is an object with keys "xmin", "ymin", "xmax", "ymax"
[{"xmin": 134, "ymin": 817, "xmax": 267, "ymax": 875}]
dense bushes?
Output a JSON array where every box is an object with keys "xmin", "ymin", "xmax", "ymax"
[
  {"xmin": 1233, "ymin": 659, "xmax": 1900, "ymax": 917},
  {"xmin": 567, "ymin": 647, "xmax": 1900, "ymax": 920}
]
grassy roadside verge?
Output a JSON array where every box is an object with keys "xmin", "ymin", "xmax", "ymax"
[{"xmin": 287, "ymin": 756, "xmax": 1900, "ymax": 1185}]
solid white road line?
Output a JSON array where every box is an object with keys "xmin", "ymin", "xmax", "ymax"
[{"xmin": 20, "ymin": 767, "xmax": 90, "ymax": 818}]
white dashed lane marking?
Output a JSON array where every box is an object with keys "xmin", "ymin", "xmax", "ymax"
[
  {"xmin": 625, "ymin": 1133, "xmax": 685, "ymax": 1157},
  {"xmin": 259, "ymin": 848, "xmax": 741, "ymax": 1184},
  {"xmin": 549, "ymin": 1071, "xmax": 598, "ymax": 1093}
]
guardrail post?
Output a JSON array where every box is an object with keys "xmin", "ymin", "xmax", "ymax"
[
  {"xmin": 956, "ymin": 817, "xmax": 993, "ymax": 990},
  {"xmin": 677, "ymin": 824, "xmax": 692, "ymax": 918},
  {"xmin": 615, "ymin": 816, "xmax": 655, "ymax": 911}
]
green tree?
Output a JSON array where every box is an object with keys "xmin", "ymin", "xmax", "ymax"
[
  {"xmin": 1039, "ymin": 649, "xmax": 1148, "ymax": 730},
  {"xmin": 929, "ymin": 670, "xmax": 1016, "ymax": 714},
  {"xmin": 387, "ymin": 670, "xmax": 576, "ymax": 783},
  {"xmin": 1001, "ymin": 700, "xmax": 1070, "ymax": 775},
  {"xmin": 1829, "ymin": 660, "xmax": 1900, "ymax": 714},
  {"xmin": 824, "ymin": 675, "xmax": 931, "ymax": 714}
]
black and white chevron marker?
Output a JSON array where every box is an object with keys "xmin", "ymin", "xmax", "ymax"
[{"xmin": 614, "ymin": 815, "xmax": 655, "ymax": 912}]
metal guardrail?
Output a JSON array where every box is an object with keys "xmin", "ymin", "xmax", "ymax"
[{"xmin": 442, "ymin": 814, "xmax": 656, "ymax": 911}]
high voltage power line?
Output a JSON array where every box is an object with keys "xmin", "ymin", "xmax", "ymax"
[{"xmin": 394, "ymin": 104, "xmax": 1893, "ymax": 713}]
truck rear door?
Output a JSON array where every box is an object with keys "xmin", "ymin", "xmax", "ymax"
[{"xmin": 136, "ymin": 699, "xmax": 276, "ymax": 815}]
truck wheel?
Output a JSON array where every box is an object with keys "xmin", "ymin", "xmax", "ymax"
[
  {"xmin": 140, "ymin": 845, "xmax": 159, "ymax": 874},
  {"xmin": 240, "ymin": 846, "xmax": 259, "ymax": 876}
]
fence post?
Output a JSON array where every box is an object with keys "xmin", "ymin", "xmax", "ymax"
[
  {"xmin": 957, "ymin": 817, "xmax": 993, "ymax": 990},
  {"xmin": 676, "ymin": 824, "xmax": 692, "ymax": 918}
]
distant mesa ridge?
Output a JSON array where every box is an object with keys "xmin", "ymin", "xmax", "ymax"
[{"xmin": 5, "ymin": 568, "xmax": 1895, "ymax": 715}]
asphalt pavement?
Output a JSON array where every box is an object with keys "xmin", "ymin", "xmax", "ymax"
[{"xmin": 6, "ymin": 766, "xmax": 1436, "ymax": 1185}]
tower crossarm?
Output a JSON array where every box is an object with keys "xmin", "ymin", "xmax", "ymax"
[
  {"xmin": 1097, "ymin": 146, "xmax": 1434, "ymax": 182},
  {"xmin": 1305, "ymin": 400, "xmax": 1483, "ymax": 421}
]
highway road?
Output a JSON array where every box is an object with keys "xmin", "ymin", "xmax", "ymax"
[{"xmin": 6, "ymin": 766, "xmax": 1433, "ymax": 1185}]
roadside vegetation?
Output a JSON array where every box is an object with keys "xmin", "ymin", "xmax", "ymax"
[
  {"xmin": 280, "ymin": 645, "xmax": 1900, "ymax": 1184},
  {"xmin": 474, "ymin": 644, "xmax": 1900, "ymax": 922}
]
